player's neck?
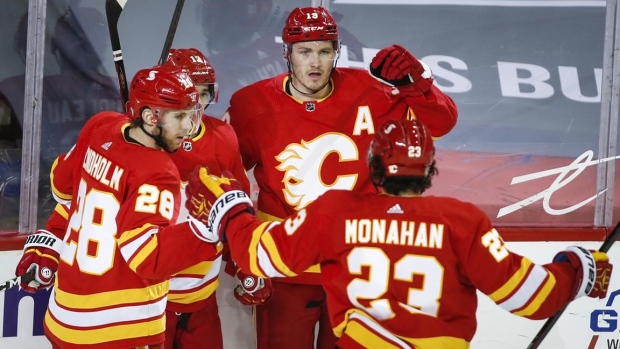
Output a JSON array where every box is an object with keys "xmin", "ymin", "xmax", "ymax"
[
  {"xmin": 127, "ymin": 125, "xmax": 159, "ymax": 149},
  {"xmin": 287, "ymin": 77, "xmax": 331, "ymax": 101}
]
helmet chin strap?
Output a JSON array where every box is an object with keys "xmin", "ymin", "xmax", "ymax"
[
  {"xmin": 138, "ymin": 123, "xmax": 177, "ymax": 154},
  {"xmin": 286, "ymin": 52, "xmax": 339, "ymax": 97}
]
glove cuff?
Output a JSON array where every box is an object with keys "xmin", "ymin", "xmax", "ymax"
[
  {"xmin": 188, "ymin": 215, "xmax": 219, "ymax": 243},
  {"xmin": 553, "ymin": 246, "xmax": 596, "ymax": 299},
  {"xmin": 418, "ymin": 60, "xmax": 433, "ymax": 79},
  {"xmin": 208, "ymin": 190, "xmax": 253, "ymax": 239},
  {"xmin": 240, "ymin": 275, "xmax": 264, "ymax": 294},
  {"xmin": 24, "ymin": 230, "xmax": 62, "ymax": 254}
]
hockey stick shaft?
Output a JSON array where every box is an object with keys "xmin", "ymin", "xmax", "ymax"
[
  {"xmin": 527, "ymin": 221, "xmax": 620, "ymax": 349},
  {"xmin": 105, "ymin": 0, "xmax": 129, "ymax": 111},
  {"xmin": 157, "ymin": 0, "xmax": 185, "ymax": 65},
  {"xmin": 0, "ymin": 269, "xmax": 35, "ymax": 293}
]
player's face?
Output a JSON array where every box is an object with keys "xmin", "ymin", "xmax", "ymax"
[
  {"xmin": 158, "ymin": 107, "xmax": 197, "ymax": 151},
  {"xmin": 289, "ymin": 41, "xmax": 336, "ymax": 95},
  {"xmin": 196, "ymin": 83, "xmax": 214, "ymax": 108}
]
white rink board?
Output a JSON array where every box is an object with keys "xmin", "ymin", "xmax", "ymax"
[{"xmin": 0, "ymin": 241, "xmax": 618, "ymax": 349}]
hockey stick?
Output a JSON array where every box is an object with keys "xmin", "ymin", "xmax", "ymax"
[
  {"xmin": 105, "ymin": 0, "xmax": 129, "ymax": 111},
  {"xmin": 0, "ymin": 269, "xmax": 35, "ymax": 293},
  {"xmin": 157, "ymin": 0, "xmax": 185, "ymax": 65},
  {"xmin": 105, "ymin": 0, "xmax": 185, "ymax": 109},
  {"xmin": 526, "ymin": 221, "xmax": 620, "ymax": 349}
]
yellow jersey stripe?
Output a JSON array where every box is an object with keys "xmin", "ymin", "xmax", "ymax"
[
  {"xmin": 345, "ymin": 320, "xmax": 404, "ymax": 349},
  {"xmin": 50, "ymin": 157, "xmax": 72, "ymax": 201},
  {"xmin": 173, "ymin": 260, "xmax": 217, "ymax": 275},
  {"xmin": 256, "ymin": 211, "xmax": 320, "ymax": 274},
  {"xmin": 256, "ymin": 210, "xmax": 283, "ymax": 222},
  {"xmin": 399, "ymin": 335, "xmax": 470, "ymax": 349},
  {"xmin": 45, "ymin": 309, "xmax": 164, "ymax": 345},
  {"xmin": 489, "ymin": 258, "xmax": 532, "ymax": 302},
  {"xmin": 54, "ymin": 203, "xmax": 69, "ymax": 220},
  {"xmin": 54, "ymin": 279, "xmax": 169, "ymax": 309},
  {"xmin": 344, "ymin": 310, "xmax": 470, "ymax": 349},
  {"xmin": 129, "ymin": 235, "xmax": 159, "ymax": 272},
  {"xmin": 117, "ymin": 223, "xmax": 156, "ymax": 245},
  {"xmin": 260, "ymin": 231, "xmax": 296, "ymax": 277},
  {"xmin": 168, "ymin": 280, "xmax": 219, "ymax": 304},
  {"xmin": 249, "ymin": 222, "xmax": 271, "ymax": 276},
  {"xmin": 30, "ymin": 249, "xmax": 60, "ymax": 264}
]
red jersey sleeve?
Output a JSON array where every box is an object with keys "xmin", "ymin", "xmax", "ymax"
[
  {"xmin": 226, "ymin": 199, "xmax": 325, "ymax": 278},
  {"xmin": 50, "ymin": 146, "xmax": 77, "ymax": 204},
  {"xmin": 451, "ymin": 201, "xmax": 576, "ymax": 319},
  {"xmin": 44, "ymin": 203, "xmax": 70, "ymax": 239},
  {"xmin": 399, "ymin": 83, "xmax": 458, "ymax": 138},
  {"xmin": 113, "ymin": 169, "xmax": 218, "ymax": 279}
]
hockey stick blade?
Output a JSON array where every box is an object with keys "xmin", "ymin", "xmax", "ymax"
[
  {"xmin": 527, "ymin": 221, "xmax": 620, "ymax": 349},
  {"xmin": 158, "ymin": 0, "xmax": 185, "ymax": 65},
  {"xmin": 105, "ymin": 0, "xmax": 129, "ymax": 111},
  {"xmin": 0, "ymin": 269, "xmax": 36, "ymax": 293}
]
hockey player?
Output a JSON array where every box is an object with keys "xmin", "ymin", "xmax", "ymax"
[
  {"xmin": 223, "ymin": 6, "xmax": 458, "ymax": 349},
  {"xmin": 163, "ymin": 48, "xmax": 268, "ymax": 349},
  {"xmin": 30, "ymin": 65, "xmax": 223, "ymax": 349},
  {"xmin": 198, "ymin": 0, "xmax": 367, "ymax": 118},
  {"xmin": 12, "ymin": 50, "xmax": 269, "ymax": 349},
  {"xmin": 186, "ymin": 118, "xmax": 613, "ymax": 349}
]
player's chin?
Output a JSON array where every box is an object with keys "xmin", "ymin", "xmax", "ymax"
[
  {"xmin": 305, "ymin": 77, "xmax": 327, "ymax": 89},
  {"xmin": 168, "ymin": 137, "xmax": 185, "ymax": 151}
]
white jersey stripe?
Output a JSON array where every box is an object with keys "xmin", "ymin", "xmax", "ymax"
[
  {"xmin": 47, "ymin": 287, "xmax": 167, "ymax": 327},
  {"xmin": 120, "ymin": 228, "xmax": 157, "ymax": 261},
  {"xmin": 498, "ymin": 264, "xmax": 548, "ymax": 312},
  {"xmin": 169, "ymin": 255, "xmax": 222, "ymax": 291},
  {"xmin": 257, "ymin": 241, "xmax": 285, "ymax": 278}
]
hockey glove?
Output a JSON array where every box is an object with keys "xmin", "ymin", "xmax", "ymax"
[
  {"xmin": 186, "ymin": 167, "xmax": 253, "ymax": 242},
  {"xmin": 15, "ymin": 230, "xmax": 62, "ymax": 293},
  {"xmin": 186, "ymin": 166, "xmax": 221, "ymax": 243},
  {"xmin": 553, "ymin": 246, "xmax": 612, "ymax": 300},
  {"xmin": 369, "ymin": 44, "xmax": 434, "ymax": 96},
  {"xmin": 234, "ymin": 268, "xmax": 274, "ymax": 306}
]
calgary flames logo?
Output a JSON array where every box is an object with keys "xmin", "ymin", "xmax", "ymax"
[{"xmin": 275, "ymin": 133, "xmax": 359, "ymax": 210}]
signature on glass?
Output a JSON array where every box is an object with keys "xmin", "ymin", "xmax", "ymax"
[{"xmin": 497, "ymin": 150, "xmax": 620, "ymax": 218}]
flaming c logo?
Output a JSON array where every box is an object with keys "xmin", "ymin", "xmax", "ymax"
[{"xmin": 275, "ymin": 133, "xmax": 359, "ymax": 210}]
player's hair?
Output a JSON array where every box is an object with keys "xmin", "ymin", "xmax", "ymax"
[
  {"xmin": 368, "ymin": 118, "xmax": 437, "ymax": 194},
  {"xmin": 368, "ymin": 156, "xmax": 438, "ymax": 195}
]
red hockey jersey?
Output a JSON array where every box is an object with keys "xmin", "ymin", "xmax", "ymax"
[
  {"xmin": 226, "ymin": 69, "xmax": 457, "ymax": 283},
  {"xmin": 226, "ymin": 190, "xmax": 578, "ymax": 349},
  {"xmin": 166, "ymin": 115, "xmax": 250, "ymax": 313},
  {"xmin": 44, "ymin": 112, "xmax": 219, "ymax": 349}
]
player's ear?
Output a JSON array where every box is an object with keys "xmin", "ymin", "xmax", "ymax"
[{"xmin": 141, "ymin": 108, "xmax": 156, "ymax": 126}]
